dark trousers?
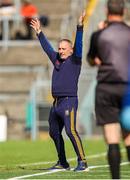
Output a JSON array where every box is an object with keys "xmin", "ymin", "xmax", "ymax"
[{"xmin": 49, "ymin": 96, "xmax": 86, "ymax": 164}]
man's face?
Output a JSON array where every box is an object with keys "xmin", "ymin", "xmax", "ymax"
[{"xmin": 58, "ymin": 41, "xmax": 73, "ymax": 59}]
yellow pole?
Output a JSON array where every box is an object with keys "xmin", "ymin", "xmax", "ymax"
[{"xmin": 84, "ymin": 0, "xmax": 99, "ymax": 28}]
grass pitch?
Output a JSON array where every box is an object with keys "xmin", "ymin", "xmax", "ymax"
[{"xmin": 0, "ymin": 138, "xmax": 129, "ymax": 179}]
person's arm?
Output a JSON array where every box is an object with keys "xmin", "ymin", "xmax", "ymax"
[
  {"xmin": 87, "ymin": 31, "xmax": 101, "ymax": 66},
  {"xmin": 73, "ymin": 11, "xmax": 86, "ymax": 59},
  {"xmin": 30, "ymin": 18, "xmax": 57, "ymax": 64}
]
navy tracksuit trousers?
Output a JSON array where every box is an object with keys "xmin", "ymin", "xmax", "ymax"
[{"xmin": 49, "ymin": 96, "xmax": 86, "ymax": 165}]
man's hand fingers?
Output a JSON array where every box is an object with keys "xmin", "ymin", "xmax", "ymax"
[
  {"xmin": 31, "ymin": 19, "xmax": 37, "ymax": 24},
  {"xmin": 82, "ymin": 10, "xmax": 86, "ymax": 18}
]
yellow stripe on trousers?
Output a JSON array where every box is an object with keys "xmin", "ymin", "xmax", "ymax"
[{"xmin": 70, "ymin": 108, "xmax": 85, "ymax": 160}]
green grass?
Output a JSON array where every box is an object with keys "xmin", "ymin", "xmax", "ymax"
[{"xmin": 0, "ymin": 138, "xmax": 129, "ymax": 179}]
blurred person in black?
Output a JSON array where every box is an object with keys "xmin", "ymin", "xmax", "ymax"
[{"xmin": 87, "ymin": 0, "xmax": 130, "ymax": 179}]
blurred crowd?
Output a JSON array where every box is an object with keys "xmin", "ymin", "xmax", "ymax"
[{"xmin": 0, "ymin": 0, "xmax": 49, "ymax": 40}]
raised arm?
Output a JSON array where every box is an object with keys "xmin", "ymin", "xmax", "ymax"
[
  {"xmin": 73, "ymin": 11, "xmax": 86, "ymax": 59},
  {"xmin": 87, "ymin": 30, "xmax": 102, "ymax": 66},
  {"xmin": 87, "ymin": 20, "xmax": 107, "ymax": 66},
  {"xmin": 30, "ymin": 18, "xmax": 57, "ymax": 64}
]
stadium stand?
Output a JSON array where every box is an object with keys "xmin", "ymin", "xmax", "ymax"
[
  {"xmin": 1, "ymin": 0, "xmax": 129, "ymax": 140},
  {"xmin": 0, "ymin": 0, "xmax": 73, "ymax": 139}
]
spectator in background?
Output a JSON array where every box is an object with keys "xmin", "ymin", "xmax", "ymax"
[
  {"xmin": 15, "ymin": 0, "xmax": 49, "ymax": 40},
  {"xmin": 0, "ymin": 0, "xmax": 16, "ymax": 40},
  {"xmin": 20, "ymin": 0, "xmax": 38, "ymax": 39},
  {"xmin": 87, "ymin": 0, "xmax": 130, "ymax": 179}
]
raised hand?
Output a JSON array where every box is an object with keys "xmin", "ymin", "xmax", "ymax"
[
  {"xmin": 78, "ymin": 10, "xmax": 86, "ymax": 26},
  {"xmin": 30, "ymin": 18, "xmax": 41, "ymax": 34}
]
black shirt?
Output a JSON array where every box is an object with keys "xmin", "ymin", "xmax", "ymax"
[{"xmin": 87, "ymin": 21, "xmax": 130, "ymax": 84}]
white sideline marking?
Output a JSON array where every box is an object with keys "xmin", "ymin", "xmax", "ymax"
[
  {"xmin": 8, "ymin": 161, "xmax": 130, "ymax": 180},
  {"xmin": 18, "ymin": 149, "xmax": 125, "ymax": 167},
  {"xmin": 89, "ymin": 161, "xmax": 130, "ymax": 169},
  {"xmin": 8, "ymin": 169, "xmax": 66, "ymax": 179},
  {"xmin": 18, "ymin": 152, "xmax": 106, "ymax": 167}
]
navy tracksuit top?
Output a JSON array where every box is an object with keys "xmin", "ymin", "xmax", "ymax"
[{"xmin": 37, "ymin": 26, "xmax": 83, "ymax": 97}]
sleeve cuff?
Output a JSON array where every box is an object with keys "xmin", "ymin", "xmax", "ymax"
[
  {"xmin": 36, "ymin": 31, "xmax": 42, "ymax": 37},
  {"xmin": 77, "ymin": 25, "xmax": 83, "ymax": 30}
]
